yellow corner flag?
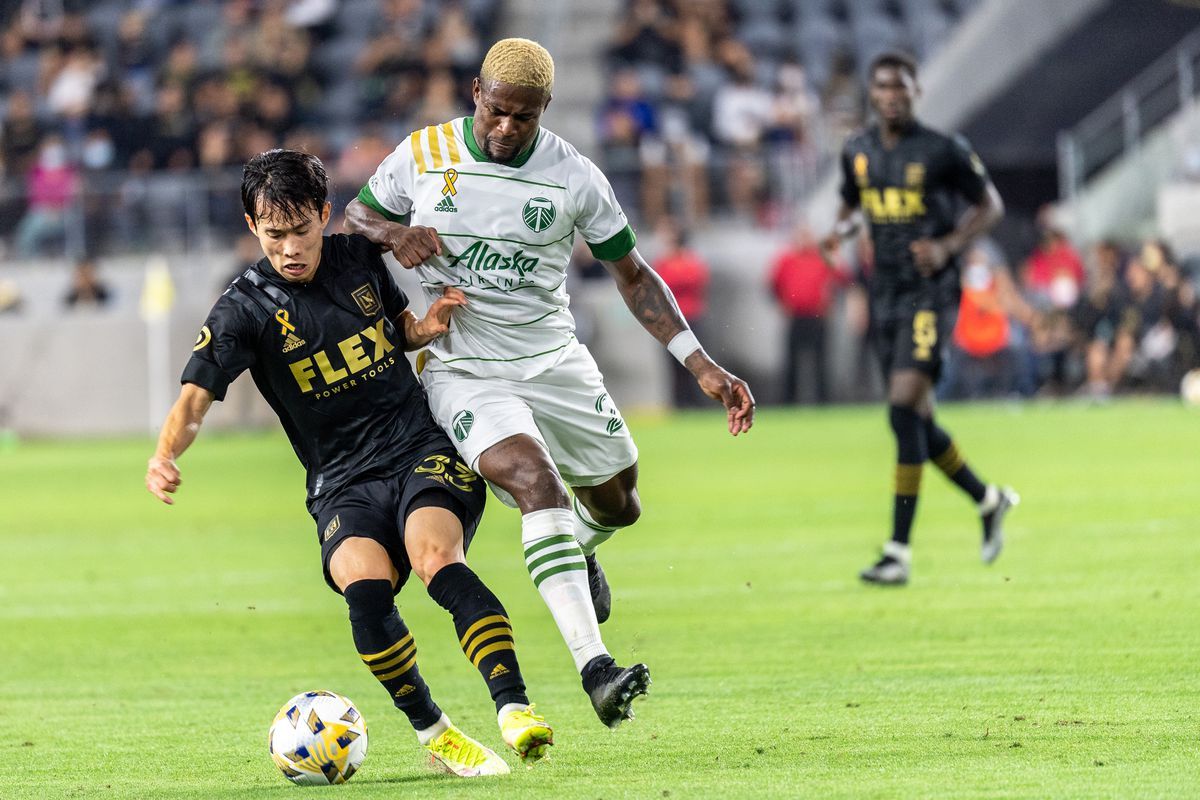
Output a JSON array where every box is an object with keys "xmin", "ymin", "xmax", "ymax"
[{"xmin": 139, "ymin": 256, "xmax": 176, "ymax": 322}]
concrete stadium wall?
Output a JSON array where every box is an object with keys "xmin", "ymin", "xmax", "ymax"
[{"xmin": 0, "ymin": 223, "xmax": 872, "ymax": 437}]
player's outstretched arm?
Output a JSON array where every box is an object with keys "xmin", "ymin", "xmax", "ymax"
[
  {"xmin": 145, "ymin": 383, "xmax": 215, "ymax": 505},
  {"xmin": 603, "ymin": 249, "xmax": 755, "ymax": 436},
  {"xmin": 399, "ymin": 287, "xmax": 467, "ymax": 350},
  {"xmin": 344, "ymin": 198, "xmax": 442, "ymax": 268}
]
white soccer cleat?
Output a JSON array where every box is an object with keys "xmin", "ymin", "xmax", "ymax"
[
  {"xmin": 980, "ymin": 486, "xmax": 1019, "ymax": 565},
  {"xmin": 860, "ymin": 541, "xmax": 911, "ymax": 585}
]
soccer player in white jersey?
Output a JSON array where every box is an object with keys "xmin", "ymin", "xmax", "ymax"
[{"xmin": 346, "ymin": 38, "xmax": 755, "ymax": 728}]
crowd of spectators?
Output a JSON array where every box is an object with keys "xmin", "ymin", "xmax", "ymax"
[
  {"xmin": 624, "ymin": 211, "xmax": 1200, "ymax": 407},
  {"xmin": 0, "ymin": 0, "xmax": 499, "ymax": 257},
  {"xmin": 911, "ymin": 217, "xmax": 1199, "ymax": 401},
  {"xmin": 599, "ymin": 0, "xmax": 978, "ymax": 226}
]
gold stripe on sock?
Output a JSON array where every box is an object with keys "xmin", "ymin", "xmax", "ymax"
[
  {"xmin": 932, "ymin": 442, "xmax": 965, "ymax": 476},
  {"xmin": 459, "ymin": 614, "xmax": 508, "ymax": 649},
  {"xmin": 465, "ymin": 629, "xmax": 514, "ymax": 664},
  {"xmin": 895, "ymin": 463, "xmax": 924, "ymax": 495},
  {"xmin": 375, "ymin": 653, "xmax": 418, "ymax": 681},
  {"xmin": 366, "ymin": 641, "xmax": 416, "ymax": 674},
  {"xmin": 361, "ymin": 633, "xmax": 413, "ymax": 664},
  {"xmin": 470, "ymin": 640, "xmax": 516, "ymax": 668}
]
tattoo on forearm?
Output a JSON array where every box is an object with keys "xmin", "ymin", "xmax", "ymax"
[{"xmin": 624, "ymin": 270, "xmax": 686, "ymax": 343}]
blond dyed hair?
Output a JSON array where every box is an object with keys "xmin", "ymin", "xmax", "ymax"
[{"xmin": 480, "ymin": 38, "xmax": 554, "ymax": 93}]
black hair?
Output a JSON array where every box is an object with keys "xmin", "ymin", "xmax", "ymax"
[
  {"xmin": 241, "ymin": 149, "xmax": 328, "ymax": 226},
  {"xmin": 868, "ymin": 51, "xmax": 918, "ymax": 81}
]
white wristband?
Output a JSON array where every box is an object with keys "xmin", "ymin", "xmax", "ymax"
[{"xmin": 667, "ymin": 330, "xmax": 702, "ymax": 365}]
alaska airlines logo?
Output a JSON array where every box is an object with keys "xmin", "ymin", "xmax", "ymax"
[
  {"xmin": 447, "ymin": 240, "xmax": 539, "ymax": 275},
  {"xmin": 288, "ymin": 318, "xmax": 395, "ymax": 396},
  {"xmin": 861, "ymin": 187, "xmax": 927, "ymax": 223}
]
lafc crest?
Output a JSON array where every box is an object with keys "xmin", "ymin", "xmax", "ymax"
[{"xmin": 351, "ymin": 285, "xmax": 380, "ymax": 316}]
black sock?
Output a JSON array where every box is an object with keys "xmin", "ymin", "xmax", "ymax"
[
  {"xmin": 343, "ymin": 579, "xmax": 442, "ymax": 730},
  {"xmin": 889, "ymin": 405, "xmax": 927, "ymax": 546},
  {"xmin": 924, "ymin": 416, "xmax": 987, "ymax": 504},
  {"xmin": 426, "ymin": 563, "xmax": 529, "ymax": 712}
]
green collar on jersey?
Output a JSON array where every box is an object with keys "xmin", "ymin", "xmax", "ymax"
[{"xmin": 462, "ymin": 117, "xmax": 540, "ymax": 168}]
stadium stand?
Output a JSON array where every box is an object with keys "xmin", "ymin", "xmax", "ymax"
[{"xmin": 1, "ymin": 0, "xmax": 1198, "ymax": 435}]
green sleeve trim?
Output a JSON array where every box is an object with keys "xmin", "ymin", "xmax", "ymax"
[
  {"xmin": 587, "ymin": 225, "xmax": 637, "ymax": 262},
  {"xmin": 356, "ymin": 184, "xmax": 410, "ymax": 224}
]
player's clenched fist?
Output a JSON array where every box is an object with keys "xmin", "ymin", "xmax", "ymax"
[
  {"xmin": 389, "ymin": 225, "xmax": 443, "ymax": 268},
  {"xmin": 146, "ymin": 455, "xmax": 181, "ymax": 505}
]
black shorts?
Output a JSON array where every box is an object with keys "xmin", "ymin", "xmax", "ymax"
[
  {"xmin": 872, "ymin": 295, "xmax": 959, "ymax": 381},
  {"xmin": 308, "ymin": 448, "xmax": 486, "ymax": 594}
]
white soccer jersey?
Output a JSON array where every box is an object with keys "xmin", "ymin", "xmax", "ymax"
[{"xmin": 360, "ymin": 117, "xmax": 637, "ymax": 380}]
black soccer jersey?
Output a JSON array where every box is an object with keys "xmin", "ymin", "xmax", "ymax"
[
  {"xmin": 839, "ymin": 121, "xmax": 989, "ymax": 299},
  {"xmin": 182, "ymin": 233, "xmax": 449, "ymax": 500}
]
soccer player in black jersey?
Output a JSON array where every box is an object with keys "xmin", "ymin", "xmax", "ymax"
[
  {"xmin": 144, "ymin": 150, "xmax": 553, "ymax": 775},
  {"xmin": 821, "ymin": 53, "xmax": 1018, "ymax": 585}
]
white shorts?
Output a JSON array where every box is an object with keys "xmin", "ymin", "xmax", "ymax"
[{"xmin": 419, "ymin": 341, "xmax": 639, "ymax": 507}]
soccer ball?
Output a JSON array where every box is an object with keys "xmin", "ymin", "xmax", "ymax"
[
  {"xmin": 268, "ymin": 691, "xmax": 368, "ymax": 785},
  {"xmin": 1182, "ymin": 369, "xmax": 1200, "ymax": 406}
]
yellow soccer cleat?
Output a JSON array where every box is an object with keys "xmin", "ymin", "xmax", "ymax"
[
  {"xmin": 500, "ymin": 705, "xmax": 554, "ymax": 763},
  {"xmin": 425, "ymin": 725, "xmax": 511, "ymax": 777}
]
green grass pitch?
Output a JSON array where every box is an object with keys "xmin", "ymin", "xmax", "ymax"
[{"xmin": 2, "ymin": 401, "xmax": 1198, "ymax": 798}]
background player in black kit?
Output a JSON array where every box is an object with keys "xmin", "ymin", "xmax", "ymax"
[
  {"xmin": 821, "ymin": 53, "xmax": 1018, "ymax": 586},
  {"xmin": 144, "ymin": 149, "xmax": 552, "ymax": 775}
]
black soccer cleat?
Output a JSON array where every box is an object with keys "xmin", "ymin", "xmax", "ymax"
[
  {"xmin": 585, "ymin": 553, "xmax": 612, "ymax": 624},
  {"xmin": 582, "ymin": 657, "xmax": 651, "ymax": 728}
]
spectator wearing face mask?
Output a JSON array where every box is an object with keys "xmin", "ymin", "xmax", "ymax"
[{"xmin": 942, "ymin": 247, "xmax": 1032, "ymax": 399}]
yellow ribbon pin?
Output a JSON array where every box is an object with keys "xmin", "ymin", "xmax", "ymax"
[
  {"xmin": 442, "ymin": 168, "xmax": 459, "ymax": 197},
  {"xmin": 275, "ymin": 309, "xmax": 296, "ymax": 335}
]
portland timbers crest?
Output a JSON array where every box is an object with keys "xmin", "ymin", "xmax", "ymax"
[
  {"xmin": 522, "ymin": 197, "xmax": 556, "ymax": 232},
  {"xmin": 451, "ymin": 410, "xmax": 474, "ymax": 442}
]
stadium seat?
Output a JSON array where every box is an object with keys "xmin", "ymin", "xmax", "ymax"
[
  {"xmin": 733, "ymin": 0, "xmax": 788, "ymax": 22},
  {"xmin": 739, "ymin": 19, "xmax": 791, "ymax": 61},
  {"xmin": 338, "ymin": 0, "xmax": 383, "ymax": 37},
  {"xmin": 311, "ymin": 35, "xmax": 370, "ymax": 83}
]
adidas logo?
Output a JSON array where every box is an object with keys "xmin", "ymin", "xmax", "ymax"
[
  {"xmin": 433, "ymin": 196, "xmax": 458, "ymax": 213},
  {"xmin": 488, "ymin": 663, "xmax": 510, "ymax": 680},
  {"xmin": 394, "ymin": 684, "xmax": 415, "ymax": 697},
  {"xmin": 282, "ymin": 332, "xmax": 306, "ymax": 353}
]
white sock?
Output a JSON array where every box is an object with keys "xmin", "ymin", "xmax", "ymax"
[
  {"xmin": 979, "ymin": 484, "xmax": 1000, "ymax": 514},
  {"xmin": 883, "ymin": 540, "xmax": 911, "ymax": 564},
  {"xmin": 497, "ymin": 702, "xmax": 527, "ymax": 728},
  {"xmin": 416, "ymin": 712, "xmax": 451, "ymax": 745},
  {"xmin": 571, "ymin": 495, "xmax": 618, "ymax": 556},
  {"xmin": 522, "ymin": 508, "xmax": 608, "ymax": 672}
]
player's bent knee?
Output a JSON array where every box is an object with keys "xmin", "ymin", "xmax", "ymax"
[
  {"xmin": 595, "ymin": 492, "xmax": 640, "ymax": 527},
  {"xmin": 403, "ymin": 505, "xmax": 467, "ymax": 585},
  {"xmin": 329, "ymin": 537, "xmax": 397, "ymax": 591},
  {"xmin": 501, "ymin": 460, "xmax": 569, "ymax": 511},
  {"xmin": 478, "ymin": 435, "xmax": 569, "ymax": 511}
]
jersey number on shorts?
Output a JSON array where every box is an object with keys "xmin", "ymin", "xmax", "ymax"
[
  {"xmin": 912, "ymin": 311, "xmax": 938, "ymax": 361},
  {"xmin": 415, "ymin": 454, "xmax": 478, "ymax": 492}
]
